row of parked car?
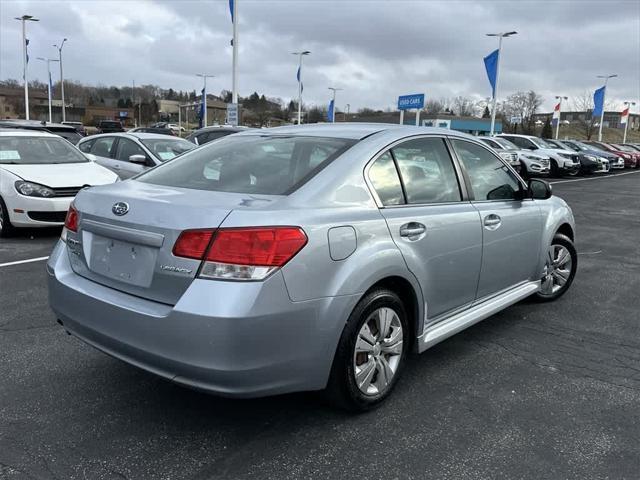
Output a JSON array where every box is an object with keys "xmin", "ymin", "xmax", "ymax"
[{"xmin": 481, "ymin": 133, "xmax": 640, "ymax": 178}]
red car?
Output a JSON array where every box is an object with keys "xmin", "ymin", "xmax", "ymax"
[{"xmin": 584, "ymin": 141, "xmax": 638, "ymax": 168}]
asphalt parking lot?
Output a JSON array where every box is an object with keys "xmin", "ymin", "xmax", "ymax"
[{"xmin": 1, "ymin": 171, "xmax": 639, "ymax": 480}]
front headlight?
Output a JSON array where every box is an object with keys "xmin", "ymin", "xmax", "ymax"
[
  {"xmin": 14, "ymin": 181, "xmax": 55, "ymax": 198},
  {"xmin": 584, "ymin": 155, "xmax": 597, "ymax": 162}
]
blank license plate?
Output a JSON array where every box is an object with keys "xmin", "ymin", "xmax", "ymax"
[{"xmin": 88, "ymin": 234, "xmax": 157, "ymax": 287}]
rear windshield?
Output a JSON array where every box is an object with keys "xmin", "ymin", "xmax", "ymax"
[
  {"xmin": 137, "ymin": 135, "xmax": 356, "ymax": 195},
  {"xmin": 140, "ymin": 138, "xmax": 196, "ymax": 161},
  {"xmin": 47, "ymin": 128, "xmax": 82, "ymax": 144},
  {"xmin": 101, "ymin": 121, "xmax": 121, "ymax": 127},
  {"xmin": 0, "ymin": 136, "xmax": 88, "ymax": 164}
]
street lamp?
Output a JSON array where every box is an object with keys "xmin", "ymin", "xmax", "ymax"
[
  {"xmin": 328, "ymin": 87, "xmax": 343, "ymax": 123},
  {"xmin": 345, "ymin": 103, "xmax": 350, "ymax": 121},
  {"xmin": 37, "ymin": 57, "xmax": 59, "ymax": 123},
  {"xmin": 554, "ymin": 95, "xmax": 568, "ymax": 139},
  {"xmin": 196, "ymin": 74, "xmax": 214, "ymax": 127},
  {"xmin": 622, "ymin": 101, "xmax": 636, "ymax": 144},
  {"xmin": 596, "ymin": 74, "xmax": 617, "ymax": 141},
  {"xmin": 14, "ymin": 15, "xmax": 39, "ymax": 120},
  {"xmin": 53, "ymin": 38, "xmax": 67, "ymax": 122},
  {"xmin": 292, "ymin": 51, "xmax": 310, "ymax": 125},
  {"xmin": 485, "ymin": 31, "xmax": 517, "ymax": 135}
]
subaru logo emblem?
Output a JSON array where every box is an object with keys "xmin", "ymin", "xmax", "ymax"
[{"xmin": 112, "ymin": 202, "xmax": 129, "ymax": 216}]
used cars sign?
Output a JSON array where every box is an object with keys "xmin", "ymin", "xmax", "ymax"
[{"xmin": 397, "ymin": 93, "xmax": 425, "ymax": 110}]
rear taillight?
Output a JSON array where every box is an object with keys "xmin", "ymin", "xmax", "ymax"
[
  {"xmin": 61, "ymin": 204, "xmax": 78, "ymax": 243},
  {"xmin": 172, "ymin": 230, "xmax": 214, "ymax": 259},
  {"xmin": 173, "ymin": 226, "xmax": 307, "ymax": 281}
]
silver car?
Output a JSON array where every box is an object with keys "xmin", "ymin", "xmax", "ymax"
[
  {"xmin": 479, "ymin": 136, "xmax": 551, "ymax": 178},
  {"xmin": 48, "ymin": 124, "xmax": 577, "ymax": 410},
  {"xmin": 77, "ymin": 133, "xmax": 195, "ymax": 179}
]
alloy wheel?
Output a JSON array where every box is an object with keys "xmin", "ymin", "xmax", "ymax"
[
  {"xmin": 541, "ymin": 243, "xmax": 573, "ymax": 295},
  {"xmin": 353, "ymin": 307, "xmax": 404, "ymax": 396}
]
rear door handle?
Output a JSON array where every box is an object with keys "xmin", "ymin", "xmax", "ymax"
[
  {"xmin": 483, "ymin": 214, "xmax": 502, "ymax": 230},
  {"xmin": 399, "ymin": 222, "xmax": 426, "ymax": 239}
]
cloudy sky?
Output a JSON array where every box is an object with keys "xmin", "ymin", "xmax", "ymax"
[{"xmin": 1, "ymin": 0, "xmax": 639, "ymax": 112}]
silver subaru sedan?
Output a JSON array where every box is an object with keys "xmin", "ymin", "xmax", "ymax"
[{"xmin": 47, "ymin": 124, "xmax": 577, "ymax": 411}]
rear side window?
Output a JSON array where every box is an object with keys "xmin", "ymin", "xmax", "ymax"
[
  {"xmin": 368, "ymin": 152, "xmax": 404, "ymax": 206},
  {"xmin": 392, "ymin": 138, "xmax": 461, "ymax": 204},
  {"xmin": 138, "ymin": 135, "xmax": 356, "ymax": 195},
  {"xmin": 91, "ymin": 137, "xmax": 116, "ymax": 157},
  {"xmin": 78, "ymin": 139, "xmax": 95, "ymax": 153}
]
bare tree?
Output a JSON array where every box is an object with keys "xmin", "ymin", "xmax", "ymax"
[
  {"xmin": 452, "ymin": 96, "xmax": 474, "ymax": 116},
  {"xmin": 424, "ymin": 99, "xmax": 444, "ymax": 115},
  {"xmin": 500, "ymin": 91, "xmax": 543, "ymax": 134},
  {"xmin": 571, "ymin": 91, "xmax": 598, "ymax": 139}
]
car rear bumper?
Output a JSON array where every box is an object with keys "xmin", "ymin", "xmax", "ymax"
[{"xmin": 47, "ymin": 241, "xmax": 359, "ymax": 398}]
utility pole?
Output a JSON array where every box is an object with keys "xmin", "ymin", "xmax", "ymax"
[
  {"xmin": 15, "ymin": 15, "xmax": 39, "ymax": 120},
  {"xmin": 596, "ymin": 74, "xmax": 617, "ymax": 141},
  {"xmin": 196, "ymin": 74, "xmax": 214, "ymax": 127},
  {"xmin": 37, "ymin": 57, "xmax": 59, "ymax": 123},
  {"xmin": 292, "ymin": 51, "xmax": 310, "ymax": 124},
  {"xmin": 486, "ymin": 31, "xmax": 517, "ymax": 135},
  {"xmin": 53, "ymin": 38, "xmax": 67, "ymax": 122}
]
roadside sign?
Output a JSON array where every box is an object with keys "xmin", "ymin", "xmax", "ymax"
[
  {"xmin": 510, "ymin": 116, "xmax": 522, "ymax": 124},
  {"xmin": 227, "ymin": 103, "xmax": 239, "ymax": 126},
  {"xmin": 398, "ymin": 94, "xmax": 425, "ymax": 111}
]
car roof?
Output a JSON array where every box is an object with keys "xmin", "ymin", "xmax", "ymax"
[
  {"xmin": 0, "ymin": 119, "xmax": 76, "ymax": 130},
  {"xmin": 191, "ymin": 125, "xmax": 250, "ymax": 133},
  {"xmin": 233, "ymin": 123, "xmax": 474, "ymax": 140},
  {"xmin": 497, "ymin": 133, "xmax": 537, "ymax": 139},
  {"xmin": 0, "ymin": 128, "xmax": 57, "ymax": 138},
  {"xmin": 79, "ymin": 132, "xmax": 183, "ymax": 141}
]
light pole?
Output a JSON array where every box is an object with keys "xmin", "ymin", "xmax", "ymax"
[
  {"xmin": 345, "ymin": 103, "xmax": 350, "ymax": 121},
  {"xmin": 596, "ymin": 74, "xmax": 617, "ymax": 141},
  {"xmin": 486, "ymin": 31, "xmax": 517, "ymax": 136},
  {"xmin": 37, "ymin": 57, "xmax": 59, "ymax": 123},
  {"xmin": 292, "ymin": 51, "xmax": 310, "ymax": 125},
  {"xmin": 15, "ymin": 15, "xmax": 39, "ymax": 120},
  {"xmin": 328, "ymin": 87, "xmax": 342, "ymax": 123},
  {"xmin": 554, "ymin": 96, "xmax": 568, "ymax": 139},
  {"xmin": 53, "ymin": 38, "xmax": 67, "ymax": 122},
  {"xmin": 622, "ymin": 101, "xmax": 636, "ymax": 144},
  {"xmin": 231, "ymin": 0, "xmax": 238, "ymax": 104},
  {"xmin": 196, "ymin": 74, "xmax": 214, "ymax": 127}
]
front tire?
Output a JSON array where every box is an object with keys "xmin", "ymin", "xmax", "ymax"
[
  {"xmin": 325, "ymin": 288, "xmax": 409, "ymax": 412},
  {"xmin": 0, "ymin": 196, "xmax": 16, "ymax": 238},
  {"xmin": 534, "ymin": 233, "xmax": 577, "ymax": 302}
]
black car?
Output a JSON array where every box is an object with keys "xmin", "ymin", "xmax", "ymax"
[
  {"xmin": 185, "ymin": 126, "xmax": 249, "ymax": 145},
  {"xmin": 0, "ymin": 119, "xmax": 83, "ymax": 144},
  {"xmin": 97, "ymin": 120, "xmax": 124, "ymax": 134}
]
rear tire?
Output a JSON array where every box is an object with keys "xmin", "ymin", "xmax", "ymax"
[
  {"xmin": 0, "ymin": 196, "xmax": 16, "ymax": 238},
  {"xmin": 534, "ymin": 233, "xmax": 577, "ymax": 302},
  {"xmin": 325, "ymin": 288, "xmax": 409, "ymax": 412}
]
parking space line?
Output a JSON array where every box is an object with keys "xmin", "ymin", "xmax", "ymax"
[
  {"xmin": 550, "ymin": 170, "xmax": 640, "ymax": 185},
  {"xmin": 0, "ymin": 256, "xmax": 49, "ymax": 268}
]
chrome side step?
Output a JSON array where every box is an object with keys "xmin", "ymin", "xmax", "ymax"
[{"xmin": 417, "ymin": 281, "xmax": 540, "ymax": 353}]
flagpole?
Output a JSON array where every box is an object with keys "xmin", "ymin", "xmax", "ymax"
[
  {"xmin": 597, "ymin": 74, "xmax": 617, "ymax": 141},
  {"xmin": 38, "ymin": 57, "xmax": 59, "ymax": 123},
  {"xmin": 292, "ymin": 51, "xmax": 310, "ymax": 125},
  {"xmin": 15, "ymin": 15, "xmax": 39, "ymax": 120},
  {"xmin": 53, "ymin": 38, "xmax": 67, "ymax": 122},
  {"xmin": 554, "ymin": 96, "xmax": 568, "ymax": 140},
  {"xmin": 486, "ymin": 31, "xmax": 517, "ymax": 136},
  {"xmin": 232, "ymin": 0, "xmax": 238, "ymax": 105},
  {"xmin": 623, "ymin": 101, "xmax": 636, "ymax": 144},
  {"xmin": 328, "ymin": 87, "xmax": 342, "ymax": 123}
]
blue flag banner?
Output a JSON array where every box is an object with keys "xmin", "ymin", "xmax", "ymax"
[
  {"xmin": 296, "ymin": 66, "xmax": 303, "ymax": 93},
  {"xmin": 592, "ymin": 86, "xmax": 605, "ymax": 118},
  {"xmin": 49, "ymin": 70, "xmax": 54, "ymax": 98},
  {"xmin": 327, "ymin": 99, "xmax": 334, "ymax": 123},
  {"xmin": 483, "ymin": 49, "xmax": 499, "ymax": 98},
  {"xmin": 229, "ymin": 0, "xmax": 234, "ymax": 22},
  {"xmin": 198, "ymin": 88, "xmax": 205, "ymax": 128}
]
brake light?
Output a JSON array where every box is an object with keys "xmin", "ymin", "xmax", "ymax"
[
  {"xmin": 172, "ymin": 229, "xmax": 215, "ymax": 259},
  {"xmin": 172, "ymin": 226, "xmax": 307, "ymax": 280},
  {"xmin": 64, "ymin": 205, "xmax": 78, "ymax": 232}
]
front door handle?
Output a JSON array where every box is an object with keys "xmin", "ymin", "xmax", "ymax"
[
  {"xmin": 400, "ymin": 222, "xmax": 426, "ymax": 239},
  {"xmin": 483, "ymin": 214, "xmax": 502, "ymax": 230}
]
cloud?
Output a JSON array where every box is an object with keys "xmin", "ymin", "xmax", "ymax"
[{"xmin": 1, "ymin": 0, "xmax": 638, "ymax": 112}]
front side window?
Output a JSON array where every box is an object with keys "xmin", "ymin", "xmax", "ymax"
[
  {"xmin": 392, "ymin": 138, "xmax": 461, "ymax": 204},
  {"xmin": 78, "ymin": 139, "xmax": 95, "ymax": 153},
  {"xmin": 452, "ymin": 139, "xmax": 521, "ymax": 201},
  {"xmin": 368, "ymin": 152, "xmax": 404, "ymax": 206},
  {"xmin": 0, "ymin": 136, "xmax": 88, "ymax": 164},
  {"xmin": 141, "ymin": 138, "xmax": 196, "ymax": 161},
  {"xmin": 91, "ymin": 137, "xmax": 116, "ymax": 158},
  {"xmin": 504, "ymin": 136, "xmax": 535, "ymax": 150},
  {"xmin": 115, "ymin": 138, "xmax": 147, "ymax": 162},
  {"xmin": 138, "ymin": 135, "xmax": 355, "ymax": 195}
]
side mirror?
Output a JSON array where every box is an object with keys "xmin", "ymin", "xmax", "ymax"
[
  {"xmin": 129, "ymin": 154, "xmax": 147, "ymax": 165},
  {"xmin": 528, "ymin": 179, "xmax": 552, "ymax": 199}
]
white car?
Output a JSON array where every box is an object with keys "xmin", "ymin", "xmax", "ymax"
[
  {"xmin": 478, "ymin": 136, "xmax": 551, "ymax": 178},
  {"xmin": 498, "ymin": 134, "xmax": 580, "ymax": 176},
  {"xmin": 167, "ymin": 123, "xmax": 185, "ymax": 134},
  {"xmin": 0, "ymin": 130, "xmax": 118, "ymax": 236}
]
